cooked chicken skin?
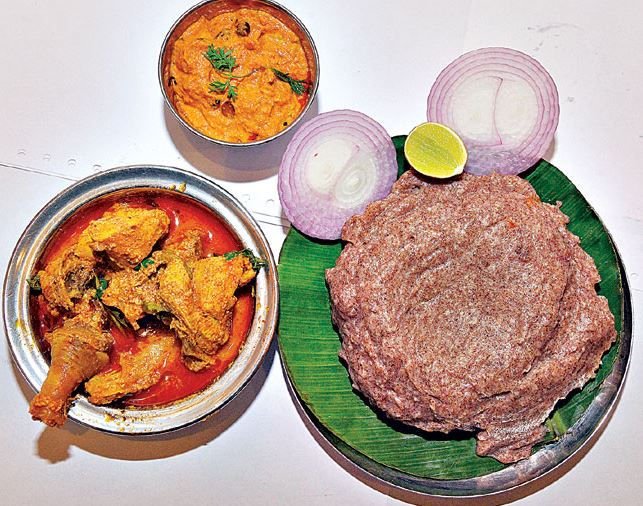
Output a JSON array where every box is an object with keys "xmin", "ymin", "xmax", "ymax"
[
  {"xmin": 84, "ymin": 204, "xmax": 170, "ymax": 268},
  {"xmin": 101, "ymin": 269, "xmax": 167, "ymax": 329},
  {"xmin": 162, "ymin": 229, "xmax": 203, "ymax": 264},
  {"xmin": 38, "ymin": 235, "xmax": 95, "ymax": 311},
  {"xmin": 193, "ymin": 255, "xmax": 256, "ymax": 314},
  {"xmin": 29, "ymin": 300, "xmax": 112, "ymax": 427},
  {"xmin": 155, "ymin": 243, "xmax": 256, "ymax": 371},
  {"xmin": 85, "ymin": 331, "xmax": 179, "ymax": 404}
]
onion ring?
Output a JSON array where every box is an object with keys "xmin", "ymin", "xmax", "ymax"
[
  {"xmin": 427, "ymin": 47, "xmax": 559, "ymax": 175},
  {"xmin": 278, "ymin": 110, "xmax": 397, "ymax": 240}
]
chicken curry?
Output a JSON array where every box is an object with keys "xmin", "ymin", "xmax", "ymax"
[
  {"xmin": 167, "ymin": 8, "xmax": 310, "ymax": 143},
  {"xmin": 28, "ymin": 189, "xmax": 262, "ymax": 427}
]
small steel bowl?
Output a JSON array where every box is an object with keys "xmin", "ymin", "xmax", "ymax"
[
  {"xmin": 3, "ymin": 166, "xmax": 279, "ymax": 434},
  {"xmin": 159, "ymin": 0, "xmax": 319, "ymax": 147}
]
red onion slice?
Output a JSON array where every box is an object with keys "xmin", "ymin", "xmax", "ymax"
[
  {"xmin": 427, "ymin": 47, "xmax": 559, "ymax": 175},
  {"xmin": 278, "ymin": 110, "xmax": 397, "ymax": 240}
]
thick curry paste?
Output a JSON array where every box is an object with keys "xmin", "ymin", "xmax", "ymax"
[{"xmin": 168, "ymin": 8, "xmax": 310, "ymax": 142}]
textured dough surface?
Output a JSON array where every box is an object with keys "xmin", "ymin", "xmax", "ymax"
[{"xmin": 326, "ymin": 171, "xmax": 616, "ymax": 463}]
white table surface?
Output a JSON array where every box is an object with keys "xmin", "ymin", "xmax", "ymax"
[{"xmin": 1, "ymin": 1, "xmax": 641, "ymax": 504}]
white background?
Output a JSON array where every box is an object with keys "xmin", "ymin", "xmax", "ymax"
[{"xmin": 1, "ymin": 1, "xmax": 641, "ymax": 504}]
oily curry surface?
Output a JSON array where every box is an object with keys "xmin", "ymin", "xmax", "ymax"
[
  {"xmin": 28, "ymin": 189, "xmax": 260, "ymax": 427},
  {"xmin": 168, "ymin": 8, "xmax": 310, "ymax": 142}
]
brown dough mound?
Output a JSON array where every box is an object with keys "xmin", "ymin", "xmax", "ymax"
[{"xmin": 326, "ymin": 171, "xmax": 616, "ymax": 463}]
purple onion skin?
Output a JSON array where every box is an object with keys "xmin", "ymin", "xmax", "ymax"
[
  {"xmin": 278, "ymin": 110, "xmax": 397, "ymax": 240},
  {"xmin": 427, "ymin": 47, "xmax": 559, "ymax": 175}
]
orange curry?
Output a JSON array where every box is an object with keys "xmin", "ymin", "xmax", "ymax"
[
  {"xmin": 29, "ymin": 189, "xmax": 258, "ymax": 426},
  {"xmin": 168, "ymin": 8, "xmax": 310, "ymax": 142}
]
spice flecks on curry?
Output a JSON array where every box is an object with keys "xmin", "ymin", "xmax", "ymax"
[
  {"xmin": 167, "ymin": 8, "xmax": 310, "ymax": 143},
  {"xmin": 28, "ymin": 191, "xmax": 261, "ymax": 427}
]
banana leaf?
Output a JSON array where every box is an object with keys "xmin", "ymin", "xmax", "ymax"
[{"xmin": 278, "ymin": 135, "xmax": 623, "ymax": 481}]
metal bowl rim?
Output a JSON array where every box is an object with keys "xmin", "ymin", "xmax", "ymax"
[
  {"xmin": 3, "ymin": 164, "xmax": 279, "ymax": 435},
  {"xmin": 158, "ymin": 0, "xmax": 320, "ymax": 148}
]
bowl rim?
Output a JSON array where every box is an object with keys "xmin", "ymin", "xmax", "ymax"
[
  {"xmin": 3, "ymin": 165, "xmax": 279, "ymax": 434},
  {"xmin": 158, "ymin": 0, "xmax": 320, "ymax": 147}
]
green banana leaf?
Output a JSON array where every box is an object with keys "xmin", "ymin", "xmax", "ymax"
[{"xmin": 278, "ymin": 135, "xmax": 623, "ymax": 481}]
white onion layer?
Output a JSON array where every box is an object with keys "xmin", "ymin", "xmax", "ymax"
[
  {"xmin": 278, "ymin": 110, "xmax": 397, "ymax": 240},
  {"xmin": 427, "ymin": 47, "xmax": 559, "ymax": 175}
]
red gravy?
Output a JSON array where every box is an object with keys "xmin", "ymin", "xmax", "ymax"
[{"xmin": 31, "ymin": 189, "xmax": 255, "ymax": 407}]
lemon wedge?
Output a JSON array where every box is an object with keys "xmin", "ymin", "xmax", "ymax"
[{"xmin": 404, "ymin": 122, "xmax": 467, "ymax": 178}]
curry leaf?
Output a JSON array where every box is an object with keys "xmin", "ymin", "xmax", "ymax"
[
  {"xmin": 134, "ymin": 257, "xmax": 155, "ymax": 271},
  {"xmin": 204, "ymin": 47, "xmax": 305, "ymax": 101},
  {"xmin": 143, "ymin": 301, "xmax": 169, "ymax": 314},
  {"xmin": 27, "ymin": 274, "xmax": 42, "ymax": 293},
  {"xmin": 271, "ymin": 68, "xmax": 308, "ymax": 95},
  {"xmin": 223, "ymin": 248, "xmax": 267, "ymax": 271},
  {"xmin": 106, "ymin": 306, "xmax": 130, "ymax": 330},
  {"xmin": 94, "ymin": 276, "xmax": 108, "ymax": 300}
]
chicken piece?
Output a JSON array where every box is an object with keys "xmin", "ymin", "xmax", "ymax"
[
  {"xmin": 99, "ymin": 230, "xmax": 203, "ymax": 328},
  {"xmin": 156, "ymin": 251, "xmax": 256, "ymax": 371},
  {"xmin": 84, "ymin": 204, "xmax": 170, "ymax": 268},
  {"xmin": 101, "ymin": 269, "xmax": 167, "ymax": 329},
  {"xmin": 38, "ymin": 204, "xmax": 169, "ymax": 310},
  {"xmin": 146, "ymin": 229, "xmax": 202, "ymax": 275},
  {"xmin": 29, "ymin": 300, "xmax": 112, "ymax": 427},
  {"xmin": 85, "ymin": 330, "xmax": 179, "ymax": 404},
  {"xmin": 192, "ymin": 255, "xmax": 256, "ymax": 315},
  {"xmin": 38, "ymin": 233, "xmax": 96, "ymax": 311},
  {"xmin": 163, "ymin": 229, "xmax": 203, "ymax": 264}
]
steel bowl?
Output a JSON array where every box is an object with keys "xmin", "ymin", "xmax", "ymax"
[
  {"xmin": 3, "ymin": 166, "xmax": 279, "ymax": 434},
  {"xmin": 159, "ymin": 0, "xmax": 319, "ymax": 147}
]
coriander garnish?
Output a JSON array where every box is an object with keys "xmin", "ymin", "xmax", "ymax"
[
  {"xmin": 203, "ymin": 45, "xmax": 308, "ymax": 102},
  {"xmin": 204, "ymin": 46, "xmax": 236, "ymax": 72},
  {"xmin": 209, "ymin": 79, "xmax": 239, "ymax": 100}
]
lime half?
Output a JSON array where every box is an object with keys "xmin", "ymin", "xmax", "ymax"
[{"xmin": 404, "ymin": 122, "xmax": 467, "ymax": 178}]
